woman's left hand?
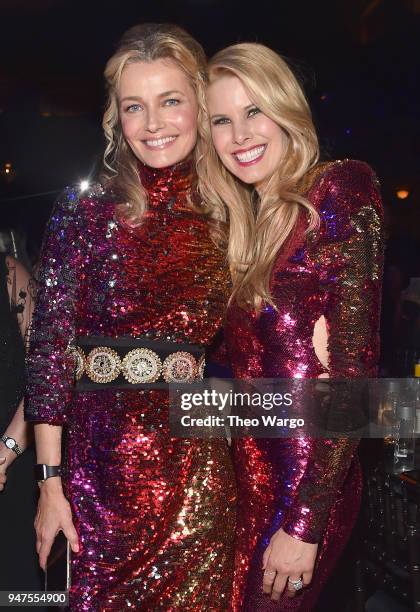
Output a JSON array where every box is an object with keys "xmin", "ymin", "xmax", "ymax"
[
  {"xmin": 0, "ymin": 457, "xmax": 8, "ymax": 491},
  {"xmin": 262, "ymin": 527, "xmax": 318, "ymax": 601}
]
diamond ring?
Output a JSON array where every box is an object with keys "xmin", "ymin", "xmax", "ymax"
[{"xmin": 288, "ymin": 577, "xmax": 303, "ymax": 591}]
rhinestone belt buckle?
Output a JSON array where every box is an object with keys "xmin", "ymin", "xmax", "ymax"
[
  {"xmin": 70, "ymin": 344, "xmax": 205, "ymax": 385},
  {"xmin": 121, "ymin": 348, "xmax": 161, "ymax": 383},
  {"xmin": 65, "ymin": 345, "xmax": 86, "ymax": 381},
  {"xmin": 86, "ymin": 347, "xmax": 121, "ymax": 384}
]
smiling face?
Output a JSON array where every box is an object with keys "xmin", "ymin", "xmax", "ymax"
[
  {"xmin": 207, "ymin": 74, "xmax": 288, "ymax": 191},
  {"xmin": 119, "ymin": 58, "xmax": 198, "ymax": 168}
]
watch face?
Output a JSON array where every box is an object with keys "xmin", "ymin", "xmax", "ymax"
[{"xmin": 5, "ymin": 438, "xmax": 15, "ymax": 449}]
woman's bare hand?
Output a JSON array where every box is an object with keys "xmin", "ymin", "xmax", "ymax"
[
  {"xmin": 262, "ymin": 527, "xmax": 318, "ymax": 601},
  {"xmin": 35, "ymin": 479, "xmax": 80, "ymax": 570},
  {"xmin": 0, "ymin": 457, "xmax": 7, "ymax": 491},
  {"xmin": 0, "ymin": 444, "xmax": 19, "ymax": 491}
]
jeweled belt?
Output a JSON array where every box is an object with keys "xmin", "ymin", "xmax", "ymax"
[{"xmin": 67, "ymin": 336, "xmax": 205, "ymax": 391}]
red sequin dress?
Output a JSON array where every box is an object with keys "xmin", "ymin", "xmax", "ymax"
[
  {"xmin": 225, "ymin": 160, "xmax": 384, "ymax": 611},
  {"xmin": 25, "ymin": 160, "xmax": 236, "ymax": 611}
]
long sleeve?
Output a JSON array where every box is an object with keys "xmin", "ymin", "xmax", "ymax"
[
  {"xmin": 206, "ymin": 330, "xmax": 234, "ymax": 378},
  {"xmin": 25, "ymin": 187, "xmax": 86, "ymax": 425},
  {"xmin": 281, "ymin": 160, "xmax": 384, "ymax": 543}
]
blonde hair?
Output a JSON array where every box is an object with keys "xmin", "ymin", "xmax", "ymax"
[
  {"xmin": 197, "ymin": 43, "xmax": 320, "ymax": 310},
  {"xmin": 102, "ymin": 22, "xmax": 226, "ymax": 235}
]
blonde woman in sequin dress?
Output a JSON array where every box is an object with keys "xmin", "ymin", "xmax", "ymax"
[
  {"xmin": 198, "ymin": 43, "xmax": 384, "ymax": 610},
  {"xmin": 25, "ymin": 24, "xmax": 236, "ymax": 611}
]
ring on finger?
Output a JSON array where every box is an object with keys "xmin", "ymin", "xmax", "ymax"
[
  {"xmin": 264, "ymin": 570, "xmax": 276, "ymax": 576},
  {"xmin": 288, "ymin": 577, "xmax": 303, "ymax": 591}
]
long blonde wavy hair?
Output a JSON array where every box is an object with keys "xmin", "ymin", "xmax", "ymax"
[
  {"xmin": 102, "ymin": 23, "xmax": 226, "ymax": 235},
  {"xmin": 197, "ymin": 43, "xmax": 320, "ymax": 310}
]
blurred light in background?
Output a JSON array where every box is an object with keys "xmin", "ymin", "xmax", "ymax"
[
  {"xmin": 2, "ymin": 163, "xmax": 16, "ymax": 183},
  {"xmin": 396, "ymin": 189, "xmax": 410, "ymax": 200}
]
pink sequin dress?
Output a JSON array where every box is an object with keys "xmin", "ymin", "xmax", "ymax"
[
  {"xmin": 25, "ymin": 160, "xmax": 236, "ymax": 611},
  {"xmin": 225, "ymin": 160, "xmax": 384, "ymax": 611}
]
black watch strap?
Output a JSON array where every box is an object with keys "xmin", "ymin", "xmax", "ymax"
[{"xmin": 34, "ymin": 464, "xmax": 62, "ymax": 482}]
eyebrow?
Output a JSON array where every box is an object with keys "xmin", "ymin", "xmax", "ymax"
[
  {"xmin": 119, "ymin": 90, "xmax": 184, "ymax": 104},
  {"xmin": 159, "ymin": 90, "xmax": 184, "ymax": 98},
  {"xmin": 210, "ymin": 104, "xmax": 257, "ymax": 120}
]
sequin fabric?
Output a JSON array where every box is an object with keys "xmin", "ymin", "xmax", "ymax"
[
  {"xmin": 225, "ymin": 160, "xmax": 384, "ymax": 611},
  {"xmin": 25, "ymin": 159, "xmax": 236, "ymax": 611}
]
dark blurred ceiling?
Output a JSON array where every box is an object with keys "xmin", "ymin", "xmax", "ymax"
[
  {"xmin": 0, "ymin": 0, "xmax": 417, "ymax": 109},
  {"xmin": 0, "ymin": 0, "xmax": 389, "ymax": 105},
  {"xmin": 0, "ymin": 0, "xmax": 417, "ymax": 101}
]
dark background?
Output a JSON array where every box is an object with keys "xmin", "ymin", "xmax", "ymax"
[
  {"xmin": 0, "ymin": 3, "xmax": 419, "ymax": 607},
  {"xmin": 0, "ymin": 0, "xmax": 419, "ymax": 374}
]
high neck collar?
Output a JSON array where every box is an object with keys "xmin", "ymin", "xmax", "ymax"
[{"xmin": 137, "ymin": 157, "xmax": 194, "ymax": 202}]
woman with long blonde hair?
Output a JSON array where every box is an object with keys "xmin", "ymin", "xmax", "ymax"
[
  {"xmin": 25, "ymin": 23, "xmax": 236, "ymax": 610},
  {"xmin": 199, "ymin": 43, "xmax": 384, "ymax": 610}
]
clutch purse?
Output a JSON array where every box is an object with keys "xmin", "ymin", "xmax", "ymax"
[{"xmin": 44, "ymin": 532, "xmax": 71, "ymax": 592}]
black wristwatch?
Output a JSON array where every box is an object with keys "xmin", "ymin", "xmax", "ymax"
[
  {"xmin": 1, "ymin": 434, "xmax": 23, "ymax": 456},
  {"xmin": 34, "ymin": 464, "xmax": 62, "ymax": 482}
]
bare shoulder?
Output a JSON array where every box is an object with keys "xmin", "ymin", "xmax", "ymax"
[
  {"xmin": 5, "ymin": 256, "xmax": 35, "ymax": 301},
  {"xmin": 6, "ymin": 255, "xmax": 30, "ymax": 283}
]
